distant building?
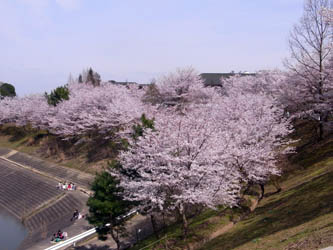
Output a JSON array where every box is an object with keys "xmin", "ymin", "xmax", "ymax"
[
  {"xmin": 108, "ymin": 80, "xmax": 144, "ymax": 89},
  {"xmin": 108, "ymin": 80, "xmax": 138, "ymax": 85},
  {"xmin": 200, "ymin": 72, "xmax": 256, "ymax": 87}
]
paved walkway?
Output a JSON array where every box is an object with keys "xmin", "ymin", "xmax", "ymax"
[
  {"xmin": 25, "ymin": 191, "xmax": 91, "ymax": 250},
  {"xmin": 0, "ymin": 148, "xmax": 94, "ymax": 192},
  {"xmin": 0, "ymin": 148, "xmax": 94, "ymax": 249},
  {"xmin": 73, "ymin": 214, "xmax": 154, "ymax": 250}
]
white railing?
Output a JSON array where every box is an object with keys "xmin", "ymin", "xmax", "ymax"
[
  {"xmin": 44, "ymin": 228, "xmax": 96, "ymax": 250},
  {"xmin": 44, "ymin": 210, "xmax": 138, "ymax": 250}
]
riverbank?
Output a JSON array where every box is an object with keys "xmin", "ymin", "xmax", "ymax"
[{"xmin": 0, "ymin": 148, "xmax": 94, "ymax": 249}]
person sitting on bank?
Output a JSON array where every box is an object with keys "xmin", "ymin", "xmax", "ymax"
[
  {"xmin": 57, "ymin": 230, "xmax": 64, "ymax": 239},
  {"xmin": 50, "ymin": 233, "xmax": 57, "ymax": 242},
  {"xmin": 51, "ymin": 233, "xmax": 61, "ymax": 243}
]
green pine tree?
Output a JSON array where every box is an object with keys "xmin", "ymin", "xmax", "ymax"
[
  {"xmin": 87, "ymin": 171, "xmax": 132, "ymax": 250},
  {"xmin": 45, "ymin": 85, "xmax": 70, "ymax": 106},
  {"xmin": 131, "ymin": 114, "xmax": 154, "ymax": 140}
]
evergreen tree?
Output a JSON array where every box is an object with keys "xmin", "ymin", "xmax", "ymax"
[
  {"xmin": 0, "ymin": 83, "xmax": 16, "ymax": 99},
  {"xmin": 85, "ymin": 68, "xmax": 101, "ymax": 86},
  {"xmin": 78, "ymin": 74, "xmax": 83, "ymax": 83},
  {"xmin": 87, "ymin": 68, "xmax": 95, "ymax": 85},
  {"xmin": 87, "ymin": 171, "xmax": 132, "ymax": 250},
  {"xmin": 131, "ymin": 114, "xmax": 154, "ymax": 140},
  {"xmin": 45, "ymin": 85, "xmax": 70, "ymax": 106}
]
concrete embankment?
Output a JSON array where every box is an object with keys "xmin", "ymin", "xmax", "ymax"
[
  {"xmin": 2, "ymin": 150, "xmax": 94, "ymax": 191},
  {"xmin": 0, "ymin": 148, "xmax": 94, "ymax": 249},
  {"xmin": 0, "ymin": 159, "xmax": 62, "ymax": 219}
]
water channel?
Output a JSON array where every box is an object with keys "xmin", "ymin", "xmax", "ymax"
[{"xmin": 0, "ymin": 209, "xmax": 27, "ymax": 250}]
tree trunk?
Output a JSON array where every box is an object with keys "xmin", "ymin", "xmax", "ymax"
[
  {"xmin": 243, "ymin": 183, "xmax": 251, "ymax": 197},
  {"xmin": 162, "ymin": 212, "xmax": 167, "ymax": 231},
  {"xmin": 179, "ymin": 204, "xmax": 188, "ymax": 238},
  {"xmin": 259, "ymin": 183, "xmax": 265, "ymax": 201},
  {"xmin": 110, "ymin": 228, "xmax": 121, "ymax": 250},
  {"xmin": 150, "ymin": 214, "xmax": 159, "ymax": 239},
  {"xmin": 318, "ymin": 120, "xmax": 324, "ymax": 141},
  {"xmin": 182, "ymin": 211, "xmax": 189, "ymax": 238}
]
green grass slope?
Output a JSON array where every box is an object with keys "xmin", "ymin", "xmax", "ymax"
[
  {"xmin": 130, "ymin": 121, "xmax": 333, "ymax": 250},
  {"xmin": 200, "ymin": 123, "xmax": 333, "ymax": 250}
]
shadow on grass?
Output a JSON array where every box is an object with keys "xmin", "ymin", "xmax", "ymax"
[
  {"xmin": 0, "ymin": 125, "xmax": 27, "ymax": 141},
  {"xmin": 291, "ymin": 139, "xmax": 333, "ymax": 169},
  {"xmin": 288, "ymin": 119, "xmax": 333, "ymax": 170},
  {"xmin": 201, "ymin": 171, "xmax": 333, "ymax": 250}
]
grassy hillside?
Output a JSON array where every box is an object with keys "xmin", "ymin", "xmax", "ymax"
[
  {"xmin": 0, "ymin": 125, "xmax": 109, "ymax": 174},
  {"xmin": 130, "ymin": 121, "xmax": 333, "ymax": 250}
]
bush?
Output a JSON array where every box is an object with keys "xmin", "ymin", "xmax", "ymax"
[
  {"xmin": 0, "ymin": 83, "xmax": 16, "ymax": 98},
  {"xmin": 45, "ymin": 85, "xmax": 69, "ymax": 106}
]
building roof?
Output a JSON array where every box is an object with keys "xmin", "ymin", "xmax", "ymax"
[
  {"xmin": 108, "ymin": 80, "xmax": 138, "ymax": 85},
  {"xmin": 108, "ymin": 80, "xmax": 146, "ymax": 89},
  {"xmin": 200, "ymin": 73, "xmax": 256, "ymax": 87}
]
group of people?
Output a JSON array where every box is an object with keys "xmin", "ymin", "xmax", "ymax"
[
  {"xmin": 50, "ymin": 230, "xmax": 68, "ymax": 243},
  {"xmin": 57, "ymin": 181, "xmax": 76, "ymax": 191},
  {"xmin": 49, "ymin": 209, "xmax": 84, "ymax": 244}
]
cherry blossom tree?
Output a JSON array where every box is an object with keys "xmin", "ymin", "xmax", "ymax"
[
  {"xmin": 223, "ymin": 66, "xmax": 333, "ymax": 139},
  {"xmin": 118, "ymin": 78, "xmax": 294, "ymax": 236},
  {"xmin": 0, "ymin": 94, "xmax": 54, "ymax": 130},
  {"xmin": 146, "ymin": 67, "xmax": 216, "ymax": 109},
  {"xmin": 220, "ymin": 72, "xmax": 296, "ymax": 192},
  {"xmin": 221, "ymin": 71, "xmax": 300, "ymax": 114},
  {"xmin": 217, "ymin": 91, "xmax": 293, "ymax": 197},
  {"xmin": 118, "ymin": 106, "xmax": 242, "ymax": 237},
  {"xmin": 0, "ymin": 81, "xmax": 147, "ymax": 141},
  {"xmin": 44, "ymin": 83, "xmax": 146, "ymax": 138}
]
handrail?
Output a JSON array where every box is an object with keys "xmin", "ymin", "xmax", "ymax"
[
  {"xmin": 43, "ymin": 210, "xmax": 138, "ymax": 250},
  {"xmin": 44, "ymin": 228, "xmax": 96, "ymax": 250}
]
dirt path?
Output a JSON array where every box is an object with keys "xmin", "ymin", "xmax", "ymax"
[
  {"xmin": 207, "ymin": 198, "xmax": 259, "ymax": 242},
  {"xmin": 209, "ymin": 221, "xmax": 234, "ymax": 240},
  {"xmin": 250, "ymin": 198, "xmax": 258, "ymax": 212}
]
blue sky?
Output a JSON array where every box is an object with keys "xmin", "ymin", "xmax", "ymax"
[{"xmin": 0, "ymin": 0, "xmax": 304, "ymax": 96}]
